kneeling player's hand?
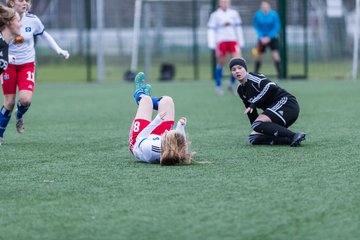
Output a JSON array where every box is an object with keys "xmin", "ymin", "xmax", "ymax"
[
  {"xmin": 59, "ymin": 50, "xmax": 70, "ymax": 59},
  {"xmin": 244, "ymin": 107, "xmax": 253, "ymax": 114}
]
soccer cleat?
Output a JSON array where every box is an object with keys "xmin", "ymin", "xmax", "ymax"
[
  {"xmin": 143, "ymin": 84, "xmax": 152, "ymax": 96},
  {"xmin": 290, "ymin": 132, "xmax": 306, "ymax": 147},
  {"xmin": 134, "ymin": 72, "xmax": 145, "ymax": 92},
  {"xmin": 15, "ymin": 115, "xmax": 25, "ymax": 134}
]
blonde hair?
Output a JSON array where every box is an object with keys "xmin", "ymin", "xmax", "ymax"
[
  {"xmin": 6, "ymin": 0, "xmax": 32, "ymax": 11},
  {"xmin": 160, "ymin": 130, "xmax": 195, "ymax": 166},
  {"xmin": 0, "ymin": 4, "xmax": 16, "ymax": 31}
]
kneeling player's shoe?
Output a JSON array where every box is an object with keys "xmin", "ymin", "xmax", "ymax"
[
  {"xmin": 143, "ymin": 84, "xmax": 152, "ymax": 96},
  {"xmin": 0, "ymin": 136, "xmax": 4, "ymax": 146},
  {"xmin": 290, "ymin": 132, "xmax": 306, "ymax": 147}
]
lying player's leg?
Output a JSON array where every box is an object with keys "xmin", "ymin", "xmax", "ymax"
[
  {"xmin": 129, "ymin": 91, "xmax": 154, "ymax": 155},
  {"xmin": 157, "ymin": 96, "xmax": 174, "ymax": 122},
  {"xmin": 150, "ymin": 96, "xmax": 175, "ymax": 137}
]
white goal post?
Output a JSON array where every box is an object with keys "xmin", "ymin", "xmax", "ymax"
[
  {"xmin": 97, "ymin": 0, "xmax": 104, "ymax": 82},
  {"xmin": 352, "ymin": 0, "xmax": 360, "ymax": 81}
]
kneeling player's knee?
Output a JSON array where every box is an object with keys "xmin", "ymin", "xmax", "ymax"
[
  {"xmin": 248, "ymin": 134, "xmax": 268, "ymax": 145},
  {"xmin": 248, "ymin": 134, "xmax": 257, "ymax": 144},
  {"xmin": 251, "ymin": 121, "xmax": 263, "ymax": 132}
]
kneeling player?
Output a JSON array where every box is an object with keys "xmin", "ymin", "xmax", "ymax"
[
  {"xmin": 128, "ymin": 72, "xmax": 194, "ymax": 165},
  {"xmin": 229, "ymin": 57, "xmax": 306, "ymax": 146}
]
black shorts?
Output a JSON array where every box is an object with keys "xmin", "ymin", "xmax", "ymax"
[
  {"xmin": 262, "ymin": 97, "xmax": 299, "ymax": 128},
  {"xmin": 258, "ymin": 38, "xmax": 279, "ymax": 53}
]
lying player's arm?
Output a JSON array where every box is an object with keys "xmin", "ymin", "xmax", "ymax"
[
  {"xmin": 136, "ymin": 113, "xmax": 165, "ymax": 142},
  {"xmin": 40, "ymin": 31, "xmax": 70, "ymax": 59},
  {"xmin": 175, "ymin": 117, "xmax": 187, "ymax": 137}
]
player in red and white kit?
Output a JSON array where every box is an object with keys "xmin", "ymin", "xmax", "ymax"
[
  {"xmin": 207, "ymin": 0, "xmax": 245, "ymax": 96},
  {"xmin": 0, "ymin": 0, "xmax": 69, "ymax": 144},
  {"xmin": 129, "ymin": 72, "xmax": 194, "ymax": 165}
]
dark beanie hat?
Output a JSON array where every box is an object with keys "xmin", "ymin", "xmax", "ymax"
[{"xmin": 229, "ymin": 57, "xmax": 247, "ymax": 71}]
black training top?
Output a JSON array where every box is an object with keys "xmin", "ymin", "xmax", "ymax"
[
  {"xmin": 237, "ymin": 72, "xmax": 295, "ymax": 123},
  {"xmin": 0, "ymin": 34, "xmax": 9, "ymax": 75}
]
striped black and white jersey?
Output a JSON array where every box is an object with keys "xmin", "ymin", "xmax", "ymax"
[
  {"xmin": 0, "ymin": 34, "xmax": 9, "ymax": 75},
  {"xmin": 237, "ymin": 72, "xmax": 295, "ymax": 123}
]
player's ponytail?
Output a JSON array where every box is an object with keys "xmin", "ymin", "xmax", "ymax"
[{"xmin": 0, "ymin": 4, "xmax": 16, "ymax": 31}]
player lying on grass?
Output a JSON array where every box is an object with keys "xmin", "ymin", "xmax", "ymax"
[
  {"xmin": 128, "ymin": 72, "xmax": 194, "ymax": 165},
  {"xmin": 0, "ymin": 4, "xmax": 21, "ymax": 145},
  {"xmin": 229, "ymin": 57, "xmax": 306, "ymax": 146}
]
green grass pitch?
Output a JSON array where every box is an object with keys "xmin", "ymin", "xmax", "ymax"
[{"xmin": 1, "ymin": 79, "xmax": 360, "ymax": 239}]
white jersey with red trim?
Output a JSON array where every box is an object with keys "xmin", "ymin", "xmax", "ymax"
[
  {"xmin": 9, "ymin": 12, "xmax": 45, "ymax": 65},
  {"xmin": 133, "ymin": 115, "xmax": 186, "ymax": 164},
  {"xmin": 207, "ymin": 8, "xmax": 245, "ymax": 49}
]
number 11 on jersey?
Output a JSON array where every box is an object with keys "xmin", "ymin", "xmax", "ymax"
[{"xmin": 27, "ymin": 71, "xmax": 35, "ymax": 82}]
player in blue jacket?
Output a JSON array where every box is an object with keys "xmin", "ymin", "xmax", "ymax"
[{"xmin": 253, "ymin": 1, "xmax": 281, "ymax": 78}]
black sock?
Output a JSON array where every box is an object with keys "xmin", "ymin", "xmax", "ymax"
[
  {"xmin": 275, "ymin": 61, "xmax": 281, "ymax": 78},
  {"xmin": 252, "ymin": 121, "xmax": 295, "ymax": 139},
  {"xmin": 248, "ymin": 134, "xmax": 292, "ymax": 145},
  {"xmin": 254, "ymin": 61, "xmax": 261, "ymax": 73}
]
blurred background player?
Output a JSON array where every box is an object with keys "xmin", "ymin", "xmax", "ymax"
[
  {"xmin": 0, "ymin": 4, "xmax": 21, "ymax": 145},
  {"xmin": 253, "ymin": 1, "xmax": 281, "ymax": 78},
  {"xmin": 207, "ymin": 0, "xmax": 245, "ymax": 96},
  {"xmin": 229, "ymin": 57, "xmax": 305, "ymax": 147},
  {"xmin": 129, "ymin": 72, "xmax": 194, "ymax": 165},
  {"xmin": 0, "ymin": 0, "xmax": 69, "ymax": 144}
]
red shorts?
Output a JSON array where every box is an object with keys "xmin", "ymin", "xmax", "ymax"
[
  {"xmin": 1, "ymin": 62, "xmax": 36, "ymax": 95},
  {"xmin": 215, "ymin": 41, "xmax": 239, "ymax": 57},
  {"xmin": 128, "ymin": 119, "xmax": 174, "ymax": 154}
]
